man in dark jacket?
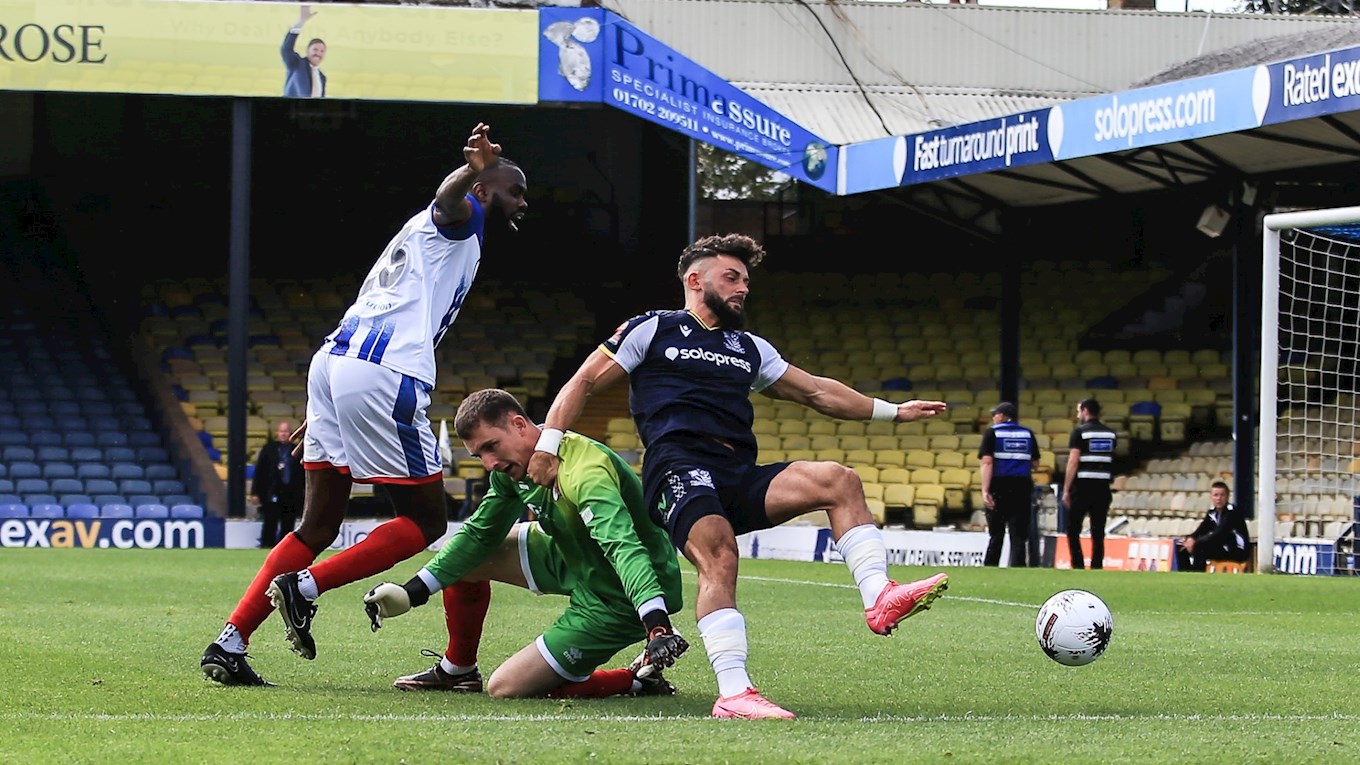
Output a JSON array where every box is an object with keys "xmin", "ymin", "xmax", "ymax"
[
  {"xmin": 1176, "ymin": 480, "xmax": 1251, "ymax": 571},
  {"xmin": 253, "ymin": 420, "xmax": 304, "ymax": 548}
]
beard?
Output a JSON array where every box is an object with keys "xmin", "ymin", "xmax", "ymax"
[{"xmin": 703, "ymin": 288, "xmax": 745, "ymax": 330}]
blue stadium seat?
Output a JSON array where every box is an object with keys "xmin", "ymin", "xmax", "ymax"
[
  {"xmin": 0, "ymin": 414, "xmax": 19, "ymax": 430},
  {"xmin": 76, "ymin": 463, "xmax": 111, "ymax": 480},
  {"xmin": 70, "ymin": 447, "xmax": 103, "ymax": 464},
  {"xmin": 54, "ymin": 416, "xmax": 89, "ymax": 432},
  {"xmin": 36, "ymin": 446, "xmax": 70, "ymax": 463},
  {"xmin": 152, "ymin": 479, "xmax": 186, "ymax": 496},
  {"xmin": 43, "ymin": 464, "xmax": 77, "ymax": 480},
  {"xmin": 85, "ymin": 478, "xmax": 118, "ymax": 495},
  {"xmin": 23, "ymin": 494, "xmax": 58, "ymax": 508},
  {"xmin": 96, "ymin": 432, "xmax": 129, "ymax": 448},
  {"xmin": 0, "ymin": 432, "xmax": 27, "ymax": 447},
  {"xmin": 15, "ymin": 478, "xmax": 48, "ymax": 494},
  {"xmin": 128, "ymin": 494, "xmax": 160, "ymax": 508},
  {"xmin": 58, "ymin": 494, "xmax": 93, "ymax": 507},
  {"xmin": 137, "ymin": 447, "xmax": 170, "ymax": 463},
  {"xmin": 28, "ymin": 432, "xmax": 62, "ymax": 447},
  {"xmin": 134, "ymin": 504, "xmax": 169, "ymax": 519},
  {"xmin": 119, "ymin": 479, "xmax": 152, "ymax": 495},
  {"xmin": 145, "ymin": 464, "xmax": 178, "ymax": 481},
  {"xmin": 162, "ymin": 494, "xmax": 194, "ymax": 508},
  {"xmin": 82, "ymin": 401, "xmax": 114, "ymax": 417},
  {"xmin": 3, "ymin": 446, "xmax": 35, "ymax": 463},
  {"xmin": 170, "ymin": 504, "xmax": 205, "ymax": 519},
  {"xmin": 21, "ymin": 415, "xmax": 55, "ymax": 431},
  {"xmin": 87, "ymin": 415, "xmax": 120, "ymax": 432},
  {"xmin": 100, "ymin": 504, "xmax": 134, "ymax": 519},
  {"xmin": 29, "ymin": 504, "xmax": 63, "ymax": 518},
  {"xmin": 0, "ymin": 463, "xmax": 6, "ymax": 479},
  {"xmin": 49, "ymin": 478, "xmax": 83, "ymax": 495},
  {"xmin": 93, "ymin": 494, "xmax": 127, "ymax": 507},
  {"xmin": 62, "ymin": 432, "xmax": 97, "ymax": 448},
  {"xmin": 0, "ymin": 503, "xmax": 28, "ymax": 518},
  {"xmin": 8, "ymin": 461, "xmax": 39, "ymax": 479},
  {"xmin": 48, "ymin": 401, "xmax": 81, "ymax": 417},
  {"xmin": 121, "ymin": 416, "xmax": 152, "ymax": 432},
  {"xmin": 128, "ymin": 432, "xmax": 161, "ymax": 448},
  {"xmin": 110, "ymin": 463, "xmax": 144, "ymax": 481},
  {"xmin": 0, "ymin": 479, "xmax": 12, "ymax": 493},
  {"xmin": 104, "ymin": 447, "xmax": 135, "ymax": 463},
  {"xmin": 65, "ymin": 503, "xmax": 99, "ymax": 519}
]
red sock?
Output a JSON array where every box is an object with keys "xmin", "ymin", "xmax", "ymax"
[
  {"xmin": 443, "ymin": 580, "xmax": 491, "ymax": 667},
  {"xmin": 547, "ymin": 668, "xmax": 634, "ymax": 699},
  {"xmin": 227, "ymin": 532, "xmax": 317, "ymax": 642},
  {"xmin": 309, "ymin": 516, "xmax": 427, "ymax": 595}
]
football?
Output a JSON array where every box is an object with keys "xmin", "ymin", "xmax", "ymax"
[{"xmin": 1035, "ymin": 589, "xmax": 1114, "ymax": 666}]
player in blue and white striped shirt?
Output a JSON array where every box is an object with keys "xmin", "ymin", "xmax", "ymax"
[{"xmin": 202, "ymin": 122, "xmax": 528, "ymax": 687}]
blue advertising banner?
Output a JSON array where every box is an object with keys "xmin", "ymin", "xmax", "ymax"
[
  {"xmin": 0, "ymin": 516, "xmax": 225, "ymax": 548},
  {"xmin": 1261, "ymin": 47, "xmax": 1360, "ymax": 124},
  {"xmin": 1050, "ymin": 68, "xmax": 1262, "ymax": 161},
  {"xmin": 538, "ymin": 7, "xmax": 835, "ymax": 192},
  {"xmin": 1274, "ymin": 539, "xmax": 1335, "ymax": 576}
]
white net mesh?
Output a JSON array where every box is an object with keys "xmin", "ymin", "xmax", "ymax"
[{"xmin": 1271, "ymin": 223, "xmax": 1360, "ymax": 537}]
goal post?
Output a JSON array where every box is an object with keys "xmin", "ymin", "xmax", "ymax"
[{"xmin": 1259, "ymin": 206, "xmax": 1360, "ymax": 574}]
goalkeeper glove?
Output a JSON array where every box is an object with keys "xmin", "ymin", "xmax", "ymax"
[
  {"xmin": 639, "ymin": 609, "xmax": 689, "ymax": 672},
  {"xmin": 363, "ymin": 577, "xmax": 430, "ymax": 632}
]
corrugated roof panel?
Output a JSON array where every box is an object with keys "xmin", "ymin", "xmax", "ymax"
[
  {"xmin": 611, "ymin": 0, "xmax": 1356, "ymax": 94},
  {"xmin": 742, "ymin": 84, "xmax": 1084, "ymax": 144}
]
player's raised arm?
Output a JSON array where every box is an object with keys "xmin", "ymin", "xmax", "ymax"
[
  {"xmin": 763, "ymin": 363, "xmax": 947, "ymax": 422},
  {"xmin": 433, "ymin": 122, "xmax": 502, "ymax": 228},
  {"xmin": 526, "ymin": 349, "xmax": 628, "ymax": 487}
]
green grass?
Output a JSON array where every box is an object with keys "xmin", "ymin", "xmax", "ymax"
[{"xmin": 2, "ymin": 550, "xmax": 1357, "ymax": 764}]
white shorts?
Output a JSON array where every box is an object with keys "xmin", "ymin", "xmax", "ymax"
[{"xmin": 303, "ymin": 352, "xmax": 442, "ymax": 483}]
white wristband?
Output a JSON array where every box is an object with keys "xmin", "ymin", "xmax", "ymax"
[
  {"xmin": 535, "ymin": 427, "xmax": 565, "ymax": 456},
  {"xmin": 870, "ymin": 398, "xmax": 898, "ymax": 422}
]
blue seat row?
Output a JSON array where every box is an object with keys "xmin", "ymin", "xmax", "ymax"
[
  {"xmin": 0, "ymin": 430, "xmax": 162, "ymax": 449},
  {"xmin": 0, "ymin": 477, "xmax": 187, "ymax": 495},
  {"xmin": 0, "ymin": 461, "xmax": 179, "ymax": 481},
  {"xmin": 0, "ymin": 502, "xmax": 205, "ymax": 519},
  {"xmin": 0, "ymin": 493, "xmax": 196, "ymax": 509}
]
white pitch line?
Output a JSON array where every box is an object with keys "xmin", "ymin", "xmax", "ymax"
[{"xmin": 3, "ymin": 711, "xmax": 1355, "ymax": 724}]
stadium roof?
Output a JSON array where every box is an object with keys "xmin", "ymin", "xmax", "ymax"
[{"xmin": 607, "ymin": 0, "xmax": 1360, "ymax": 225}]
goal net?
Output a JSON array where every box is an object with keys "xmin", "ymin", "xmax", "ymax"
[{"xmin": 1259, "ymin": 206, "xmax": 1360, "ymax": 573}]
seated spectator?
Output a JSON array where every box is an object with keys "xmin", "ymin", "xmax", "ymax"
[{"xmin": 1176, "ymin": 481, "xmax": 1250, "ymax": 571}]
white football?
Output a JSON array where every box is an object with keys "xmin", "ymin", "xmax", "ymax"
[{"xmin": 1035, "ymin": 589, "xmax": 1114, "ymax": 666}]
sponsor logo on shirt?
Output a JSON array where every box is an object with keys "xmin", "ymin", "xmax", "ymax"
[
  {"xmin": 664, "ymin": 346, "xmax": 752, "ymax": 372},
  {"xmin": 679, "ymin": 324, "xmax": 692, "ymax": 337},
  {"xmin": 687, "ymin": 468, "xmax": 714, "ymax": 488}
]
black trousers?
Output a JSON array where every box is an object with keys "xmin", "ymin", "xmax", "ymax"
[
  {"xmin": 1066, "ymin": 482, "xmax": 1111, "ymax": 570},
  {"xmin": 984, "ymin": 478, "xmax": 1033, "ymax": 567},
  {"xmin": 259, "ymin": 502, "xmax": 299, "ymax": 548},
  {"xmin": 1176, "ymin": 541, "xmax": 1248, "ymax": 572}
]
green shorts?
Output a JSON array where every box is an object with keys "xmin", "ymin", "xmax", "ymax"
[{"xmin": 519, "ymin": 522, "xmax": 648, "ymax": 681}]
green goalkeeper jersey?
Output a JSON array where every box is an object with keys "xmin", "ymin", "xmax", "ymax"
[{"xmin": 422, "ymin": 431, "xmax": 683, "ymax": 618}]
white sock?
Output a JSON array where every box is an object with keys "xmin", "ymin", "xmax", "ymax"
[
  {"xmin": 698, "ymin": 608, "xmax": 752, "ymax": 698},
  {"xmin": 439, "ymin": 657, "xmax": 478, "ymax": 676},
  {"xmin": 214, "ymin": 623, "xmax": 246, "ymax": 654},
  {"xmin": 836, "ymin": 523, "xmax": 891, "ymax": 609},
  {"xmin": 296, "ymin": 569, "xmax": 319, "ymax": 601}
]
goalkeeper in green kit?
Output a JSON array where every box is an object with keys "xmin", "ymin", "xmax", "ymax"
[{"xmin": 363, "ymin": 388, "xmax": 688, "ymax": 698}]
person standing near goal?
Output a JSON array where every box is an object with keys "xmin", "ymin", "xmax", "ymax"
[
  {"xmin": 525, "ymin": 233, "xmax": 951, "ymax": 720},
  {"xmin": 978, "ymin": 401, "xmax": 1039, "ymax": 567},
  {"xmin": 1062, "ymin": 398, "xmax": 1117, "ymax": 570},
  {"xmin": 200, "ymin": 122, "xmax": 528, "ymax": 686}
]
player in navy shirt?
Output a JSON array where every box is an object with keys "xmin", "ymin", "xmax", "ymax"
[{"xmin": 526, "ymin": 233, "xmax": 950, "ymax": 719}]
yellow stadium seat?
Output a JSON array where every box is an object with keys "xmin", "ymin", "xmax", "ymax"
[
  {"xmin": 912, "ymin": 484, "xmax": 945, "ymax": 527},
  {"xmin": 846, "ymin": 449, "xmax": 877, "ymax": 467},
  {"xmin": 853, "ymin": 465, "xmax": 880, "ymax": 484},
  {"xmin": 883, "ymin": 483, "xmax": 915, "ymax": 509},
  {"xmin": 878, "ymin": 467, "xmax": 912, "ymax": 485},
  {"xmin": 905, "ymin": 450, "xmax": 935, "ymax": 469}
]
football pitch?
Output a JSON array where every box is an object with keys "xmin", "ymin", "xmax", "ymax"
[{"xmin": 3, "ymin": 549, "xmax": 1357, "ymax": 764}]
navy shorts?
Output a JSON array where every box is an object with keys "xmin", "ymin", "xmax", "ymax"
[{"xmin": 641, "ymin": 435, "xmax": 791, "ymax": 550}]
